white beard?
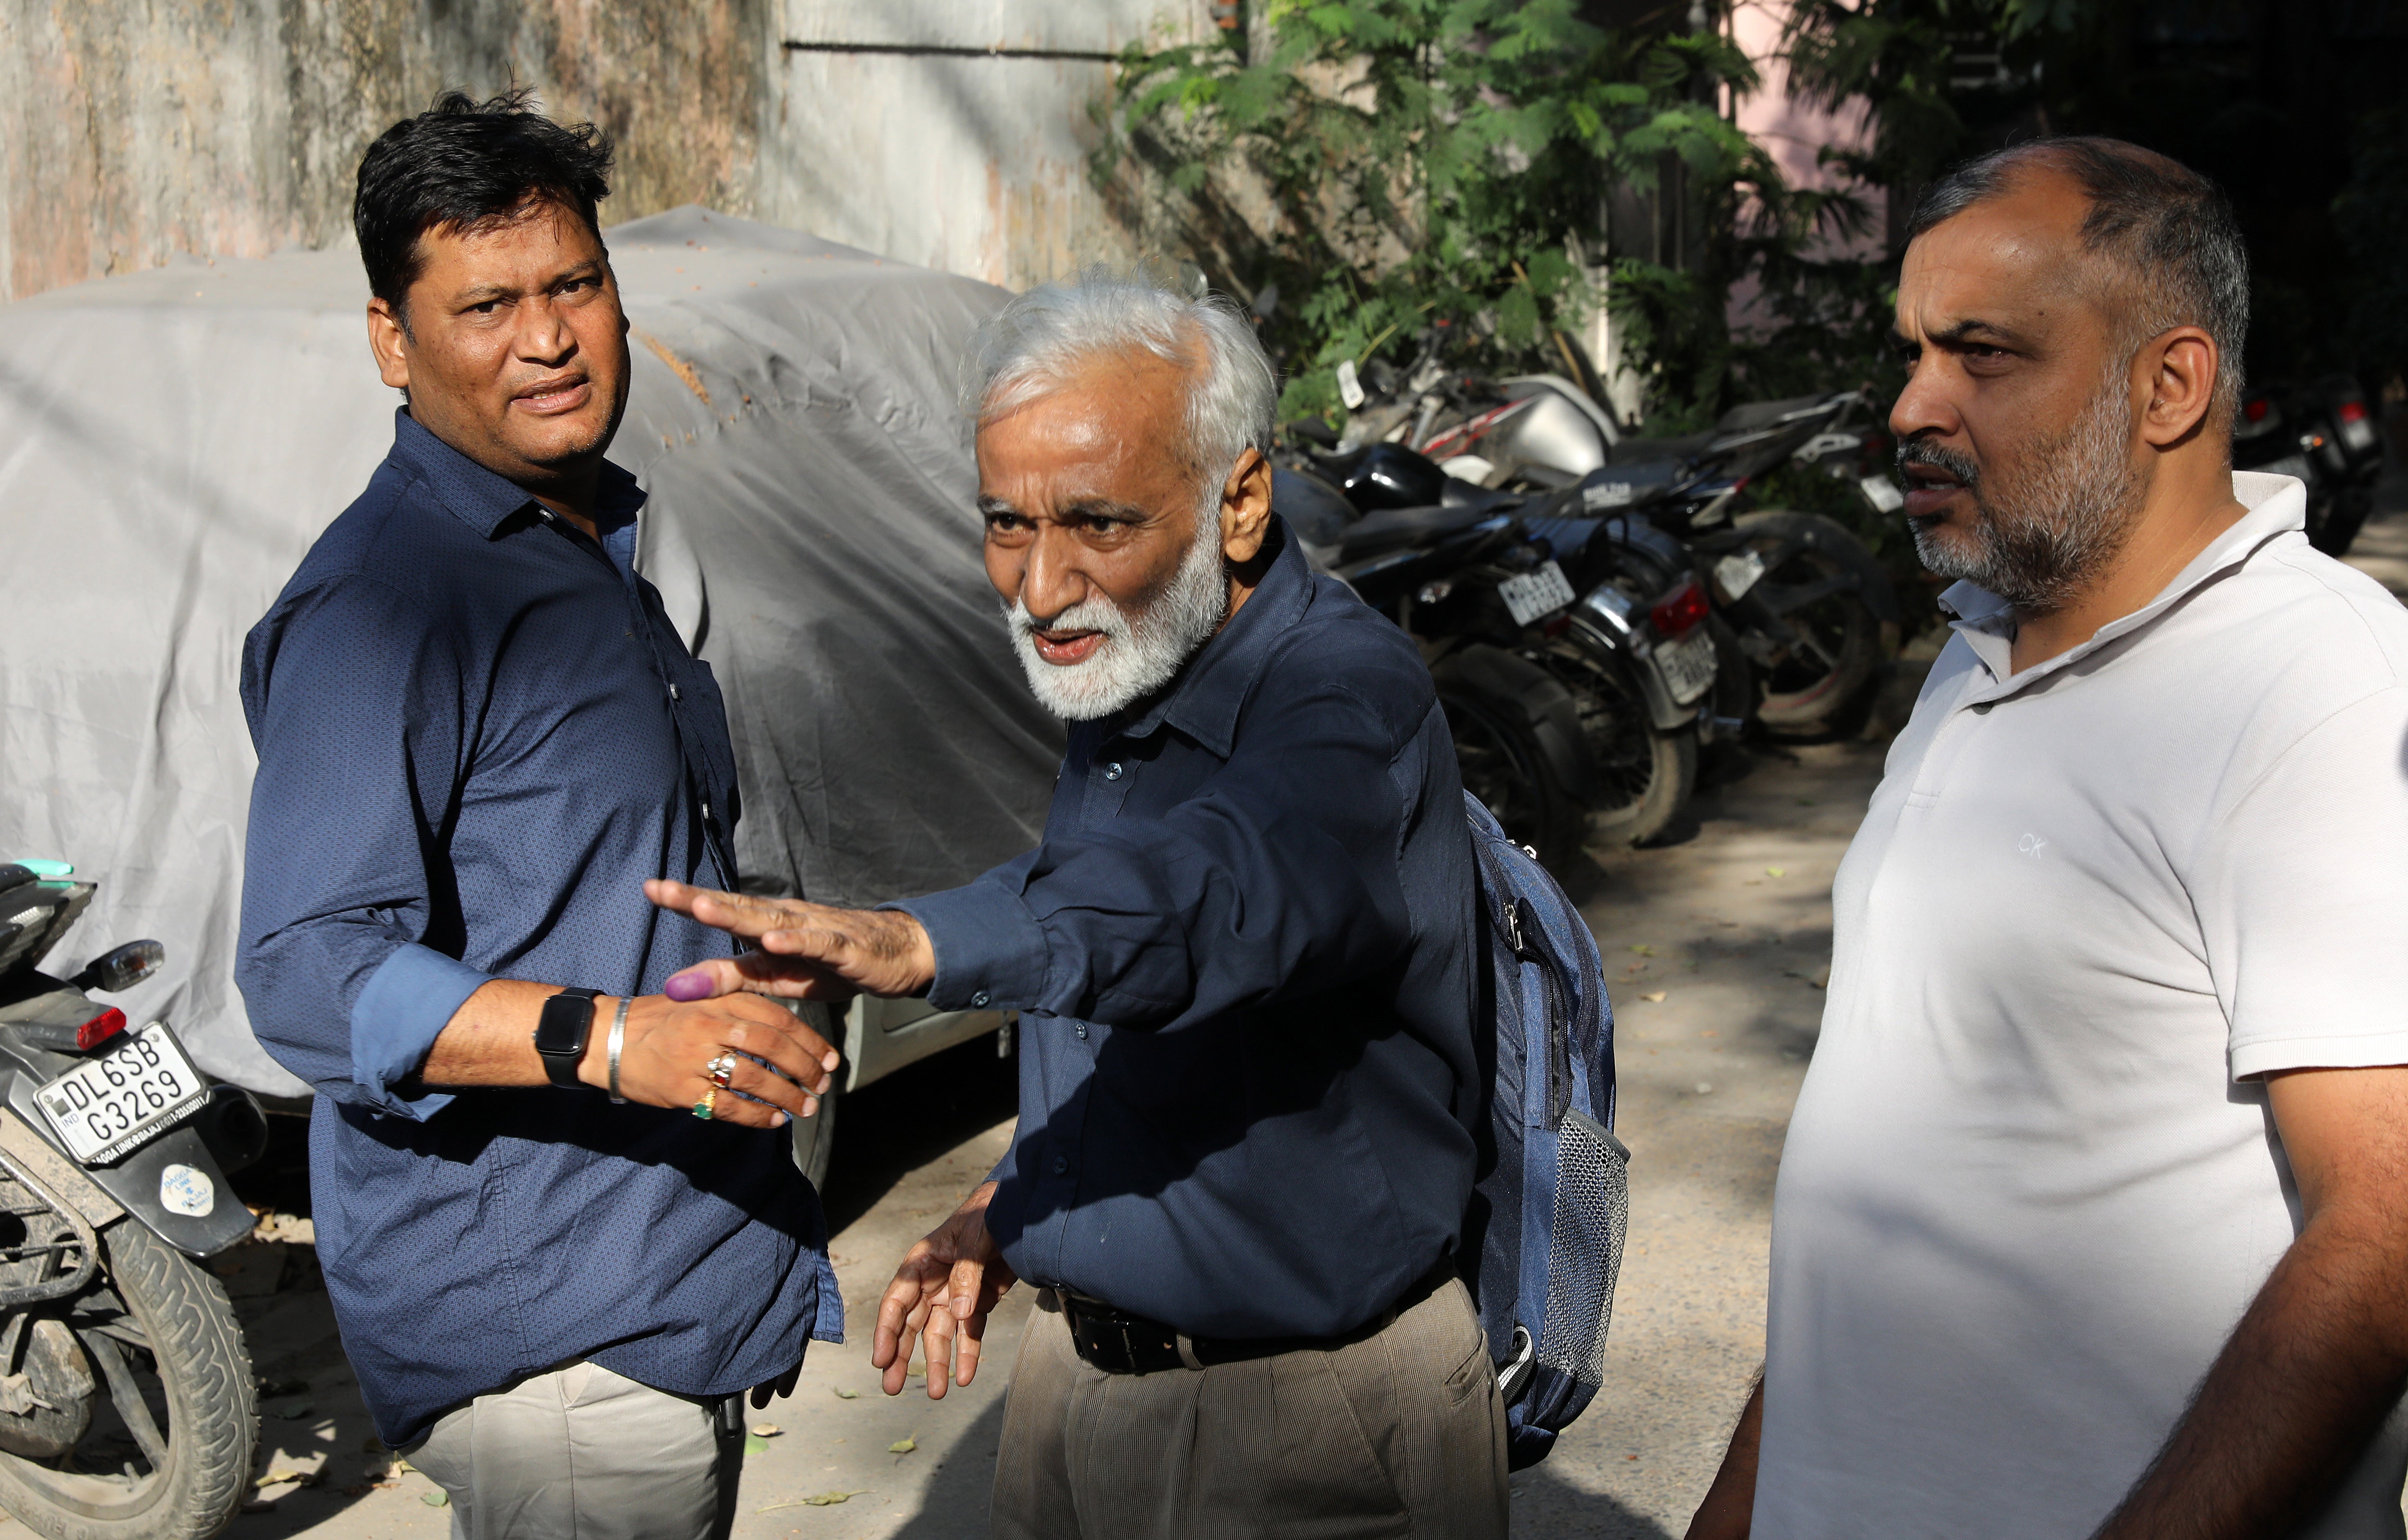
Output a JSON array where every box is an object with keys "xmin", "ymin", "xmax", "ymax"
[{"xmin": 1006, "ymin": 516, "xmax": 1230, "ymax": 721}]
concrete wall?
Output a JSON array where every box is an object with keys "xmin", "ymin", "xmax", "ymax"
[{"xmin": 0, "ymin": 0, "xmax": 1207, "ymax": 306}]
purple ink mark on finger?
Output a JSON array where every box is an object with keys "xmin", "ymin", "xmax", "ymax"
[{"xmin": 664, "ymin": 970, "xmax": 715, "ymax": 1002}]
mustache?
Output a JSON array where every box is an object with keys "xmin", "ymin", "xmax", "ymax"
[{"xmin": 1896, "ymin": 438, "xmax": 1981, "ymax": 490}]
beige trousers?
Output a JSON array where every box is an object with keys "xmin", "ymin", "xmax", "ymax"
[
  {"xmin": 404, "ymin": 1360, "xmax": 738, "ymax": 1540},
  {"xmin": 991, "ymin": 1273, "xmax": 1509, "ymax": 1540}
]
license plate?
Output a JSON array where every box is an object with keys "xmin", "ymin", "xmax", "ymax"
[
  {"xmin": 1499, "ymin": 562, "xmax": 1577, "ymax": 627},
  {"xmin": 1714, "ymin": 548, "xmax": 1768, "ymax": 601},
  {"xmin": 35, "ymin": 1025, "xmax": 208, "ymax": 1165},
  {"xmin": 1858, "ymin": 474, "xmax": 1905, "ymax": 512},
  {"xmin": 1653, "ymin": 629, "xmax": 1719, "ymax": 705}
]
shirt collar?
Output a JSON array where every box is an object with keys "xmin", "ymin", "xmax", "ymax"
[
  {"xmin": 1940, "ymin": 470, "xmax": 2308, "ymax": 692},
  {"xmin": 385, "ymin": 407, "xmax": 645, "ymax": 542},
  {"xmin": 1114, "ymin": 518, "xmax": 1313, "ymax": 757}
]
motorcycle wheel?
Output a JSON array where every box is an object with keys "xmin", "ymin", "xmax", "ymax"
[
  {"xmin": 1435, "ymin": 677, "xmax": 1587, "ymax": 873},
  {"xmin": 0, "ymin": 1222, "xmax": 254, "ymax": 1540},
  {"xmin": 1730, "ymin": 514, "xmax": 1888, "ymax": 740},
  {"xmin": 1528, "ymin": 630, "xmax": 1697, "ymax": 847}
]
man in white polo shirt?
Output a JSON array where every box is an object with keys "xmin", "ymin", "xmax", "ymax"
[{"xmin": 1686, "ymin": 137, "xmax": 2408, "ymax": 1540}]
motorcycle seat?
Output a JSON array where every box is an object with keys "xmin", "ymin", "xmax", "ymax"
[
  {"xmin": 1608, "ymin": 431, "xmax": 1715, "ymax": 465},
  {"xmin": 1336, "ymin": 503, "xmax": 1509, "ymax": 565}
]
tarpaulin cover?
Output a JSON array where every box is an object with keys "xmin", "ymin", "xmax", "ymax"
[{"xmin": 0, "ymin": 207, "xmax": 1063, "ymax": 1096}]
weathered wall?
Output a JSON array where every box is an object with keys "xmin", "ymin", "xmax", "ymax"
[{"xmin": 0, "ymin": 0, "xmax": 1205, "ymax": 306}]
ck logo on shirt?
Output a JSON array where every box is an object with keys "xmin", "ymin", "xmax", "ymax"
[{"xmin": 2018, "ymin": 832, "xmax": 2050, "ymax": 858}]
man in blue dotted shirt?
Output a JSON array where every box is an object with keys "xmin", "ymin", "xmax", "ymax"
[
  {"xmin": 649, "ymin": 274, "xmax": 1507, "ymax": 1537},
  {"xmin": 235, "ymin": 92, "xmax": 842, "ymax": 1540}
]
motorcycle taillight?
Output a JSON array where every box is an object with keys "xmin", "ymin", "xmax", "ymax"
[
  {"xmin": 1650, "ymin": 581, "xmax": 1712, "ymax": 639},
  {"xmin": 2340, "ymin": 400, "xmax": 2368, "ymax": 424},
  {"xmin": 76, "ymin": 1008, "xmax": 127, "ymax": 1051},
  {"xmin": 2245, "ymin": 398, "xmax": 2270, "ymax": 423}
]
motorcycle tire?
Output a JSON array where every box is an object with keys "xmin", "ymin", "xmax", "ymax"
[
  {"xmin": 1526, "ymin": 628, "xmax": 1698, "ymax": 847},
  {"xmin": 1728, "ymin": 512, "xmax": 1890, "ymax": 740},
  {"xmin": 0, "ymin": 1221, "xmax": 254, "ymax": 1540},
  {"xmin": 1433, "ymin": 673, "xmax": 1588, "ymax": 875}
]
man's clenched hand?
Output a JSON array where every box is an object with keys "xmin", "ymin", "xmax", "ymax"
[
  {"xmin": 872, "ymin": 1182, "xmax": 1016, "ymax": 1399},
  {"xmin": 645, "ymin": 882, "xmax": 937, "ymax": 1003}
]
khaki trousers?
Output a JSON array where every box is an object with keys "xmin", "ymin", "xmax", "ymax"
[
  {"xmin": 991, "ymin": 1273, "xmax": 1509, "ymax": 1540},
  {"xmin": 404, "ymin": 1360, "xmax": 740, "ymax": 1540}
]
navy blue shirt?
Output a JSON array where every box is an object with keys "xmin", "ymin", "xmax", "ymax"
[
  {"xmin": 898, "ymin": 523, "xmax": 1481, "ymax": 1340},
  {"xmin": 236, "ymin": 411, "xmax": 841, "ymax": 1446}
]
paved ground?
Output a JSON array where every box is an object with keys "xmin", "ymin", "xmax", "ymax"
[{"xmin": 216, "ymin": 470, "xmax": 2408, "ymax": 1540}]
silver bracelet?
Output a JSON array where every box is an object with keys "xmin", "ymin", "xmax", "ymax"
[{"xmin": 607, "ymin": 995, "xmax": 632, "ymax": 1104}]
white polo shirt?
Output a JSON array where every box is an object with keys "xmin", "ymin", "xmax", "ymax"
[{"xmin": 1757, "ymin": 474, "xmax": 2408, "ymax": 1539}]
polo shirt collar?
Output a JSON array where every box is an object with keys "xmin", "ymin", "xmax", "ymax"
[
  {"xmin": 1940, "ymin": 471, "xmax": 2308, "ymax": 694},
  {"xmin": 1115, "ymin": 518, "xmax": 1312, "ymax": 757},
  {"xmin": 386, "ymin": 407, "xmax": 645, "ymax": 542}
]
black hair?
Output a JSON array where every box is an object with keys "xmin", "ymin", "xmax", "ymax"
[
  {"xmin": 1905, "ymin": 136, "xmax": 2251, "ymax": 421},
  {"xmin": 353, "ymin": 87, "xmax": 615, "ymax": 331}
]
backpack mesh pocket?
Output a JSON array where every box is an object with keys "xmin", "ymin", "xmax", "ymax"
[{"xmin": 1537, "ymin": 1109, "xmax": 1629, "ymax": 1388}]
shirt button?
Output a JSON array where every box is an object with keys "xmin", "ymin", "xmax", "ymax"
[
  {"xmin": 1074, "ymin": 1021, "xmax": 1089, "ymax": 1039},
  {"xmin": 970, "ymin": 990, "xmax": 991, "ymax": 1008},
  {"xmin": 1050, "ymin": 1155, "xmax": 1069, "ymax": 1176},
  {"xmin": 669, "ymin": 684, "xmax": 682, "ymax": 702},
  {"xmin": 1102, "ymin": 762, "xmax": 1124, "ymax": 781}
]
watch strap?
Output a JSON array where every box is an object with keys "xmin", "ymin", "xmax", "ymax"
[{"xmin": 535, "ymin": 988, "xmax": 603, "ymax": 1089}]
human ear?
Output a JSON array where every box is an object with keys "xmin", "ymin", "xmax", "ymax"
[
  {"xmin": 1218, "ymin": 448, "xmax": 1274, "ymax": 565},
  {"xmin": 2138, "ymin": 326, "xmax": 2218, "ymax": 448},
  {"xmin": 366, "ymin": 297, "xmax": 412, "ymax": 393}
]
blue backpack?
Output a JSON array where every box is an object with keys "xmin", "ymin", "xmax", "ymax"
[{"xmin": 1460, "ymin": 791, "xmax": 1630, "ymax": 1470}]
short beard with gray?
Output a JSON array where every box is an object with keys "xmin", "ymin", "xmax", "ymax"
[
  {"xmin": 1005, "ymin": 513, "xmax": 1230, "ymax": 721},
  {"xmin": 1900, "ymin": 369, "xmax": 2144, "ymax": 614}
]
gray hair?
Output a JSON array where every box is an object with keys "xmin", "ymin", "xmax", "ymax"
[
  {"xmin": 967, "ymin": 269, "xmax": 1281, "ymax": 514},
  {"xmin": 1906, "ymin": 136, "xmax": 2250, "ymax": 426}
]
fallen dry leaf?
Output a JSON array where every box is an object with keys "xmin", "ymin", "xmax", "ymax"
[
  {"xmin": 1765, "ymin": 867, "xmax": 1787, "ymax": 877},
  {"xmin": 831, "ymin": 1386, "xmax": 860, "ymax": 1399},
  {"xmin": 751, "ymin": 1423, "xmax": 781, "ymax": 1438},
  {"xmin": 888, "ymin": 1437, "xmax": 918, "ymax": 1455},
  {"xmin": 1628, "ymin": 944, "xmax": 1654, "ymax": 957},
  {"xmin": 1640, "ymin": 991, "xmax": 1666, "ymax": 1003},
  {"xmin": 759, "ymin": 1491, "xmax": 869, "ymax": 1512}
]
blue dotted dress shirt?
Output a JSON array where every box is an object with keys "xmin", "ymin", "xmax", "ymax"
[
  {"xmin": 236, "ymin": 410, "xmax": 842, "ymax": 1446},
  {"xmin": 894, "ymin": 523, "xmax": 1483, "ymax": 1341}
]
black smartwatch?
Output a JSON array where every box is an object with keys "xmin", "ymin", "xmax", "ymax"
[{"xmin": 534, "ymin": 988, "xmax": 603, "ymax": 1089}]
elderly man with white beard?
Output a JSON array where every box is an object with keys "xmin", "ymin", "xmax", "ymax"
[
  {"xmin": 1684, "ymin": 139, "xmax": 2408, "ymax": 1540},
  {"xmin": 647, "ymin": 273, "xmax": 1508, "ymax": 1538}
]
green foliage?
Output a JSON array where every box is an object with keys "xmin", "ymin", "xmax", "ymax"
[{"xmin": 1102, "ymin": 0, "xmax": 1764, "ymax": 423}]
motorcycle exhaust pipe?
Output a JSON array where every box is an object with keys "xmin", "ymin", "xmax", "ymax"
[{"xmin": 193, "ymin": 1085, "xmax": 271, "ymax": 1176}]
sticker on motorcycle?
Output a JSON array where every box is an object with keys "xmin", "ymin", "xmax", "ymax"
[
  {"xmin": 35, "ymin": 1024, "xmax": 211, "ymax": 1166},
  {"xmin": 1859, "ymin": 474, "xmax": 1906, "ymax": 512},
  {"xmin": 1498, "ymin": 562, "xmax": 1578, "ymax": 628},
  {"xmin": 1714, "ymin": 548, "xmax": 1769, "ymax": 602},
  {"xmin": 1337, "ymin": 358, "xmax": 1366, "ymax": 411},
  {"xmin": 159, "ymin": 1163, "xmax": 215, "ymax": 1218},
  {"xmin": 1582, "ymin": 480, "xmax": 1637, "ymax": 510}
]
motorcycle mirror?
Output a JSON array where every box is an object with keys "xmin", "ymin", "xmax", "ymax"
[{"xmin": 72, "ymin": 939, "xmax": 164, "ymax": 994}]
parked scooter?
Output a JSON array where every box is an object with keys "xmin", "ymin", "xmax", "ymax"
[{"xmin": 0, "ymin": 861, "xmax": 264, "ymax": 1539}]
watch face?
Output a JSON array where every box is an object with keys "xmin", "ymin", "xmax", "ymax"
[{"xmin": 537, "ymin": 990, "xmax": 598, "ymax": 1055}]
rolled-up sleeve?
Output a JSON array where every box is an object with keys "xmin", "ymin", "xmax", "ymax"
[
  {"xmin": 895, "ymin": 680, "xmax": 1418, "ymax": 1033},
  {"xmin": 235, "ymin": 575, "xmax": 485, "ymax": 1118}
]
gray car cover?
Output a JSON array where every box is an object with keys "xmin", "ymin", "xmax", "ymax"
[{"xmin": 0, "ymin": 207, "xmax": 1062, "ymax": 1096}]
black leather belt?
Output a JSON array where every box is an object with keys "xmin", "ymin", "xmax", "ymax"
[{"xmin": 1059, "ymin": 1294, "xmax": 1368, "ymax": 1375}]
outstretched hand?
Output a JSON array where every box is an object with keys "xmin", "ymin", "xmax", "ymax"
[
  {"xmin": 872, "ymin": 1182, "xmax": 1016, "ymax": 1399},
  {"xmin": 644, "ymin": 881, "xmax": 937, "ymax": 1004}
]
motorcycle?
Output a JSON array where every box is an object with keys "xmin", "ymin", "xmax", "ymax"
[
  {"xmin": 2235, "ymin": 376, "xmax": 2386, "ymax": 557},
  {"xmin": 1277, "ymin": 450, "xmax": 1711, "ymax": 854},
  {"xmin": 0, "ymin": 861, "xmax": 264, "ymax": 1540},
  {"xmin": 1326, "ymin": 348, "xmax": 1900, "ymax": 740}
]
